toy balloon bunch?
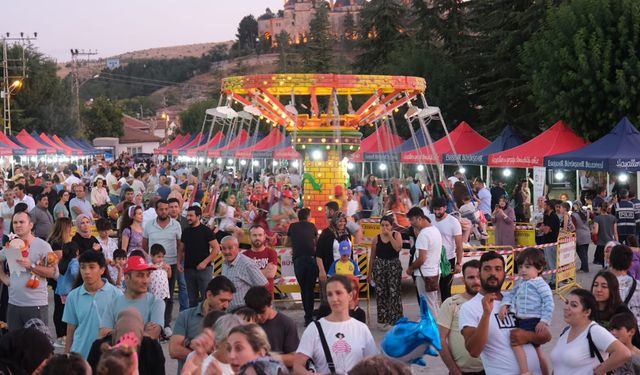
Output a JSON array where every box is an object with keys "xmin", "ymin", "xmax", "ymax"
[{"xmin": 7, "ymin": 236, "xmax": 58, "ymax": 288}]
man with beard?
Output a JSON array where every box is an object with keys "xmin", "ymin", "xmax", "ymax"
[
  {"xmin": 243, "ymin": 225, "xmax": 278, "ymax": 294},
  {"xmin": 460, "ymin": 251, "xmax": 551, "ymax": 374},
  {"xmin": 178, "ymin": 205, "xmax": 220, "ymax": 308},
  {"xmin": 428, "ymin": 197, "xmax": 463, "ymax": 301},
  {"xmin": 143, "ymin": 199, "xmax": 183, "ymax": 334},
  {"xmin": 437, "ymin": 259, "xmax": 484, "ymax": 375}
]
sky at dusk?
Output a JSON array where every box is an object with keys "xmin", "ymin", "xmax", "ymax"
[{"xmin": 5, "ymin": 0, "xmax": 284, "ymax": 61}]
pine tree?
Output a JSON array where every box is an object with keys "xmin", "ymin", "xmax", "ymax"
[
  {"xmin": 342, "ymin": 11, "xmax": 357, "ymax": 44},
  {"xmin": 355, "ymin": 0, "xmax": 408, "ymax": 73},
  {"xmin": 276, "ymin": 31, "xmax": 294, "ymax": 73},
  {"xmin": 302, "ymin": 1, "xmax": 335, "ymax": 73},
  {"xmin": 235, "ymin": 15, "xmax": 259, "ymax": 51},
  {"xmin": 461, "ymin": 0, "xmax": 550, "ymax": 137}
]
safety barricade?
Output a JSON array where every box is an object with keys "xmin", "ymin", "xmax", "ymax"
[
  {"xmin": 212, "ymin": 246, "xmax": 372, "ymax": 321},
  {"xmin": 486, "ymin": 223, "xmax": 536, "ymax": 247},
  {"xmin": 453, "ymin": 232, "xmax": 580, "ymax": 298}
]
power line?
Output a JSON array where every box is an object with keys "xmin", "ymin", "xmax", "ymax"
[
  {"xmin": 98, "ymin": 71, "xmax": 210, "ymax": 88},
  {"xmin": 2, "ymin": 32, "xmax": 37, "ymax": 135}
]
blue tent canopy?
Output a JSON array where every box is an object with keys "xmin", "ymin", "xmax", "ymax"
[
  {"xmin": 545, "ymin": 117, "xmax": 640, "ymax": 172},
  {"xmin": 442, "ymin": 125, "xmax": 523, "ymax": 165}
]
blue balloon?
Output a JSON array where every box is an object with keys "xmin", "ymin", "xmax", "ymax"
[{"xmin": 381, "ymin": 294, "xmax": 442, "ymax": 366}]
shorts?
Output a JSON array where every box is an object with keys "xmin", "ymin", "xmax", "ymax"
[{"xmin": 516, "ymin": 317, "xmax": 541, "ymax": 347}]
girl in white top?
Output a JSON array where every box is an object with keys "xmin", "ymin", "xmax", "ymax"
[
  {"xmin": 148, "ymin": 244, "xmax": 171, "ymax": 300},
  {"xmin": 0, "ymin": 189, "xmax": 15, "ymax": 236},
  {"xmin": 293, "ymin": 275, "xmax": 378, "ymax": 374},
  {"xmin": 550, "ymin": 289, "xmax": 630, "ymax": 375}
]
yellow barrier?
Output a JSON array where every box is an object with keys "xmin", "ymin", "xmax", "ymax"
[
  {"xmin": 486, "ymin": 224, "xmax": 536, "ymax": 247},
  {"xmin": 213, "ymin": 246, "xmax": 372, "ymax": 321}
]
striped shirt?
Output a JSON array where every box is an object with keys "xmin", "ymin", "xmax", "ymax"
[{"xmin": 222, "ymin": 253, "xmax": 267, "ymax": 309}]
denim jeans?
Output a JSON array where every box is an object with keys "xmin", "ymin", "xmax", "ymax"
[
  {"xmin": 184, "ymin": 266, "xmax": 213, "ymax": 308},
  {"xmin": 544, "ymin": 245, "xmax": 557, "ymax": 285},
  {"xmin": 576, "ymin": 244, "xmax": 589, "ymax": 272},
  {"xmin": 293, "ymin": 256, "xmax": 319, "ymax": 324},
  {"xmin": 167, "ymin": 264, "xmax": 189, "ymax": 328}
]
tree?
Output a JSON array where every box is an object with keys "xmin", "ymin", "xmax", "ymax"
[
  {"xmin": 460, "ymin": 0, "xmax": 550, "ymax": 137},
  {"xmin": 6, "ymin": 46, "xmax": 75, "ymax": 136},
  {"xmin": 81, "ymin": 97, "xmax": 123, "ymax": 139},
  {"xmin": 355, "ymin": 0, "xmax": 408, "ymax": 73},
  {"xmin": 235, "ymin": 15, "xmax": 259, "ymax": 51},
  {"xmin": 302, "ymin": 1, "xmax": 334, "ymax": 72},
  {"xmin": 342, "ymin": 11, "xmax": 357, "ymax": 45},
  {"xmin": 179, "ymin": 99, "xmax": 218, "ymax": 135},
  {"xmin": 276, "ymin": 31, "xmax": 295, "ymax": 73},
  {"xmin": 411, "ymin": 0, "xmax": 467, "ymax": 54},
  {"xmin": 522, "ymin": 0, "xmax": 640, "ymax": 140}
]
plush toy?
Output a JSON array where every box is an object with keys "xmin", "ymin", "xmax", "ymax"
[{"xmin": 381, "ymin": 294, "xmax": 441, "ymax": 366}]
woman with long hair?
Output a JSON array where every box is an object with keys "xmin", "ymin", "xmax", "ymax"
[
  {"xmin": 591, "ymin": 270, "xmax": 623, "ymax": 328},
  {"xmin": 369, "ymin": 215, "xmax": 403, "ymax": 329},
  {"xmin": 48, "ymin": 217, "xmax": 76, "ymax": 347},
  {"xmin": 492, "ymin": 196, "xmax": 516, "ymax": 246},
  {"xmin": 293, "ymin": 275, "xmax": 377, "ymax": 374},
  {"xmin": 53, "ymin": 189, "xmax": 71, "ymax": 221},
  {"xmin": 550, "ymin": 288, "xmax": 630, "ymax": 374},
  {"xmin": 384, "ymin": 190, "xmax": 410, "ymax": 228},
  {"xmin": 120, "ymin": 205, "xmax": 144, "ymax": 254},
  {"xmin": 513, "ymin": 179, "xmax": 531, "ymax": 222},
  {"xmin": 53, "ymin": 241, "xmax": 80, "ymax": 347}
]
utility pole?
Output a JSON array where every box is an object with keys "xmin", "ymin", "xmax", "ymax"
[
  {"xmin": 70, "ymin": 48, "xmax": 97, "ymax": 137},
  {"xmin": 1, "ymin": 32, "xmax": 37, "ymax": 135}
]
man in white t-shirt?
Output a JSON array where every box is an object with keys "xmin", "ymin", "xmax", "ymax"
[
  {"xmin": 429, "ymin": 197, "xmax": 463, "ymax": 302},
  {"xmin": 459, "ymin": 251, "xmax": 551, "ymax": 375},
  {"xmin": 406, "ymin": 207, "xmax": 443, "ymax": 317}
]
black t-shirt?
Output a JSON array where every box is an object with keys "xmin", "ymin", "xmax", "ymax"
[
  {"xmin": 287, "ymin": 221, "xmax": 317, "ymax": 260},
  {"xmin": 542, "ymin": 211, "xmax": 560, "ymax": 243},
  {"xmin": 72, "ymin": 233, "xmax": 100, "ymax": 254},
  {"xmin": 181, "ymin": 224, "xmax": 216, "ymax": 269},
  {"xmin": 316, "ymin": 229, "xmax": 350, "ymax": 274},
  {"xmin": 260, "ymin": 312, "xmax": 299, "ymax": 354}
]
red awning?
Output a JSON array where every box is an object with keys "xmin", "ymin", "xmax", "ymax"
[
  {"xmin": 154, "ymin": 134, "xmax": 186, "ymax": 155},
  {"xmin": 274, "ymin": 146, "xmax": 301, "ymax": 160},
  {"xmin": 208, "ymin": 129, "xmax": 250, "ymax": 157},
  {"xmin": 0, "ymin": 133, "xmax": 30, "ymax": 155},
  {"xmin": 16, "ymin": 130, "xmax": 56, "ymax": 155},
  {"xmin": 401, "ymin": 122, "xmax": 491, "ymax": 164},
  {"xmin": 235, "ymin": 129, "xmax": 286, "ymax": 159},
  {"xmin": 488, "ymin": 121, "xmax": 588, "ymax": 167},
  {"xmin": 187, "ymin": 132, "xmax": 225, "ymax": 156},
  {"xmin": 39, "ymin": 133, "xmax": 71, "ymax": 155},
  {"xmin": 350, "ymin": 124, "xmax": 405, "ymax": 162},
  {"xmin": 169, "ymin": 133, "xmax": 205, "ymax": 156}
]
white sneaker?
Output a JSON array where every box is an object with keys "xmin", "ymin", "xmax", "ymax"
[
  {"xmin": 163, "ymin": 326, "xmax": 173, "ymax": 338},
  {"xmin": 53, "ymin": 336, "xmax": 65, "ymax": 348}
]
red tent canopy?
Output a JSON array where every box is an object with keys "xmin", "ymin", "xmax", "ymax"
[
  {"xmin": 187, "ymin": 132, "xmax": 225, "ymax": 157},
  {"xmin": 235, "ymin": 129, "xmax": 286, "ymax": 159},
  {"xmin": 50, "ymin": 135, "xmax": 84, "ymax": 155},
  {"xmin": 274, "ymin": 146, "xmax": 301, "ymax": 160},
  {"xmin": 169, "ymin": 133, "xmax": 204, "ymax": 156},
  {"xmin": 16, "ymin": 130, "xmax": 56, "ymax": 155},
  {"xmin": 154, "ymin": 134, "xmax": 186, "ymax": 155},
  {"xmin": 208, "ymin": 129, "xmax": 250, "ymax": 157},
  {"xmin": 350, "ymin": 124, "xmax": 405, "ymax": 162},
  {"xmin": 488, "ymin": 121, "xmax": 588, "ymax": 167},
  {"xmin": 0, "ymin": 133, "xmax": 30, "ymax": 155},
  {"xmin": 39, "ymin": 133, "xmax": 70, "ymax": 155},
  {"xmin": 401, "ymin": 122, "xmax": 490, "ymax": 164}
]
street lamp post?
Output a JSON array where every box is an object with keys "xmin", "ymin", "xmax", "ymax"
[{"xmin": 161, "ymin": 112, "xmax": 169, "ymax": 143}]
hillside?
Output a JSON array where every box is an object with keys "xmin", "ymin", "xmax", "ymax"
[{"xmin": 56, "ymin": 41, "xmax": 232, "ymax": 79}]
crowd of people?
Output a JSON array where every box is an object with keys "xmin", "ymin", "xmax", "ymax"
[{"xmin": 0, "ymin": 155, "xmax": 640, "ymax": 374}]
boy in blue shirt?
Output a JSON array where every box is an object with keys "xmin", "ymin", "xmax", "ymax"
[{"xmin": 62, "ymin": 251, "xmax": 122, "ymax": 358}]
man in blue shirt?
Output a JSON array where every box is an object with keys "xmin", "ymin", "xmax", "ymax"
[
  {"xmin": 63, "ymin": 251, "xmax": 122, "ymax": 358},
  {"xmin": 100, "ymin": 255, "xmax": 165, "ymax": 339}
]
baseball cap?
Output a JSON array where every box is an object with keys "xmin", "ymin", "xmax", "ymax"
[
  {"xmin": 334, "ymin": 185, "xmax": 344, "ymax": 196},
  {"xmin": 123, "ymin": 256, "xmax": 156, "ymax": 273},
  {"xmin": 338, "ymin": 240, "xmax": 352, "ymax": 256},
  {"xmin": 281, "ymin": 190, "xmax": 294, "ymax": 199}
]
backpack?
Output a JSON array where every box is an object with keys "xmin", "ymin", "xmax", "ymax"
[{"xmin": 440, "ymin": 245, "xmax": 452, "ymax": 278}]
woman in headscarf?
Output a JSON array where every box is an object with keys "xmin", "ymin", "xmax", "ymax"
[
  {"xmin": 315, "ymin": 211, "xmax": 352, "ymax": 302},
  {"xmin": 0, "ymin": 327, "xmax": 54, "ymax": 375},
  {"xmin": 72, "ymin": 214, "xmax": 101, "ymax": 255}
]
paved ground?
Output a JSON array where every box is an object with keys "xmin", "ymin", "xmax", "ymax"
[{"xmin": 50, "ymin": 245, "xmax": 601, "ymax": 374}]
